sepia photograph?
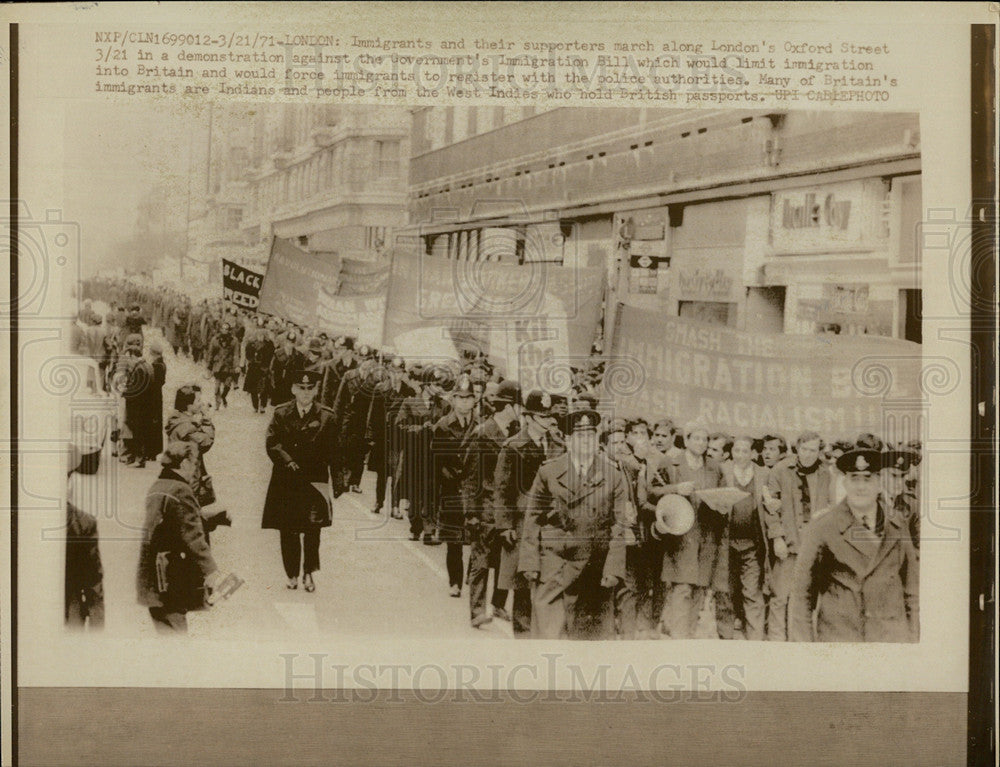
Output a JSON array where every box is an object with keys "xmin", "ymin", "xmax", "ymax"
[{"xmin": 62, "ymin": 103, "xmax": 926, "ymax": 643}]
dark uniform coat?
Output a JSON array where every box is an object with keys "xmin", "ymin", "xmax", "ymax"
[
  {"xmin": 261, "ymin": 401, "xmax": 337, "ymax": 532},
  {"xmin": 789, "ymin": 499, "xmax": 919, "ymax": 642},
  {"xmin": 394, "ymin": 394, "xmax": 450, "ymax": 516},
  {"xmin": 366, "ymin": 378, "xmax": 417, "ymax": 474},
  {"xmin": 461, "ymin": 417, "xmax": 509, "ymax": 529},
  {"xmin": 492, "ymin": 429, "xmax": 560, "ymax": 591},
  {"xmin": 243, "ymin": 330, "xmax": 275, "ymax": 396},
  {"xmin": 517, "ymin": 453, "xmax": 630, "ymax": 636},
  {"xmin": 137, "ymin": 471, "xmax": 217, "ymax": 612},
  {"xmin": 430, "ymin": 410, "xmax": 480, "ymax": 541}
]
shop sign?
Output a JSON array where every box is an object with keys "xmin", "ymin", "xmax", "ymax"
[{"xmin": 771, "ymin": 179, "xmax": 889, "ymax": 254}]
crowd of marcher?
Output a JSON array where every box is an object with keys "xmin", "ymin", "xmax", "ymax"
[{"xmin": 68, "ymin": 276, "xmax": 921, "ymax": 641}]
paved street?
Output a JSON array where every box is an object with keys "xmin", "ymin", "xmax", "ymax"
[{"xmin": 71, "ymin": 326, "xmax": 512, "ymax": 641}]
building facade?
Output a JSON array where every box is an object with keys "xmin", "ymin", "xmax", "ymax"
[
  {"xmin": 406, "ymin": 106, "xmax": 922, "ymax": 341},
  {"xmin": 187, "ymin": 104, "xmax": 411, "ymax": 293}
]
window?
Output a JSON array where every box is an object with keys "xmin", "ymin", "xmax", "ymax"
[
  {"xmin": 225, "ymin": 207, "xmax": 243, "ymax": 231},
  {"xmin": 375, "ymin": 140, "xmax": 400, "ymax": 177}
]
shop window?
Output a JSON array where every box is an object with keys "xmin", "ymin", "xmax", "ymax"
[{"xmin": 678, "ymin": 301, "xmax": 734, "ymax": 326}]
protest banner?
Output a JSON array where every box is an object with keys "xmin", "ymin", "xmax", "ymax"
[
  {"xmin": 382, "ymin": 252, "xmax": 603, "ymax": 376},
  {"xmin": 257, "ymin": 237, "xmax": 342, "ymax": 326},
  {"xmin": 610, "ymin": 304, "xmax": 925, "ymax": 441},
  {"xmin": 221, "ymin": 259, "xmax": 264, "ymax": 309},
  {"xmin": 315, "ymin": 288, "xmax": 387, "ymax": 348}
]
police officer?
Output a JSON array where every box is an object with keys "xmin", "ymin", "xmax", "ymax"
[
  {"xmin": 430, "ymin": 373, "xmax": 481, "ymax": 597},
  {"xmin": 518, "ymin": 409, "xmax": 630, "ymax": 639},
  {"xmin": 366, "ymin": 356, "xmax": 416, "ymax": 517},
  {"xmin": 462, "ymin": 380, "xmax": 521, "ymax": 626},
  {"xmin": 493, "ymin": 390, "xmax": 561, "ymax": 636},
  {"xmin": 332, "ymin": 344, "xmax": 381, "ymax": 495},
  {"xmin": 789, "ymin": 448, "xmax": 919, "ymax": 642},
  {"xmin": 261, "ymin": 368, "xmax": 337, "ymax": 592},
  {"xmin": 394, "ymin": 368, "xmax": 446, "ymax": 541}
]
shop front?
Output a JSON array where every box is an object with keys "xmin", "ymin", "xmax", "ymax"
[{"xmin": 763, "ymin": 175, "xmax": 922, "ymax": 341}]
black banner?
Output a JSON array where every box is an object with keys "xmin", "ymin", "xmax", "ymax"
[{"xmin": 222, "ymin": 258, "xmax": 264, "ymax": 309}]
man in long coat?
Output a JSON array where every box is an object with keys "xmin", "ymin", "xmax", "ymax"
[
  {"xmin": 331, "ymin": 346, "xmax": 380, "ymax": 495},
  {"xmin": 518, "ymin": 409, "xmax": 630, "ymax": 640},
  {"xmin": 461, "ymin": 380, "xmax": 521, "ymax": 626},
  {"xmin": 243, "ymin": 317, "xmax": 275, "ymax": 413},
  {"xmin": 261, "ymin": 368, "xmax": 337, "ymax": 592},
  {"xmin": 789, "ymin": 449, "xmax": 919, "ymax": 642},
  {"xmin": 393, "ymin": 369, "xmax": 448, "ymax": 541},
  {"xmin": 493, "ymin": 390, "xmax": 561, "ymax": 636},
  {"xmin": 365, "ymin": 356, "xmax": 416, "ymax": 516},
  {"xmin": 429, "ymin": 374, "xmax": 481, "ymax": 596}
]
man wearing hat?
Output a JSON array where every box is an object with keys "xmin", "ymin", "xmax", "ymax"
[
  {"xmin": 429, "ymin": 374, "xmax": 482, "ymax": 596},
  {"xmin": 394, "ymin": 367, "xmax": 450, "ymax": 541},
  {"xmin": 881, "ymin": 446, "xmax": 920, "ymax": 551},
  {"xmin": 789, "ymin": 448, "xmax": 919, "ymax": 642},
  {"xmin": 261, "ymin": 367, "xmax": 337, "ymax": 593},
  {"xmin": 365, "ymin": 356, "xmax": 416, "ymax": 517},
  {"xmin": 518, "ymin": 408, "xmax": 630, "ymax": 639},
  {"xmin": 461, "ymin": 380, "xmax": 521, "ymax": 626},
  {"xmin": 206, "ymin": 320, "xmax": 241, "ymax": 409},
  {"xmin": 493, "ymin": 390, "xmax": 562, "ymax": 636},
  {"xmin": 331, "ymin": 345, "xmax": 382, "ymax": 495}
]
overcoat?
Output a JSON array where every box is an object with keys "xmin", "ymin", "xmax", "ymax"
[
  {"xmin": 517, "ymin": 453, "xmax": 629, "ymax": 611},
  {"xmin": 137, "ymin": 471, "xmax": 217, "ymax": 611},
  {"xmin": 789, "ymin": 499, "xmax": 919, "ymax": 642},
  {"xmin": 764, "ymin": 459, "xmax": 833, "ymax": 554},
  {"xmin": 429, "ymin": 410, "xmax": 479, "ymax": 539},
  {"xmin": 493, "ymin": 429, "xmax": 559, "ymax": 591},
  {"xmin": 261, "ymin": 401, "xmax": 337, "ymax": 531}
]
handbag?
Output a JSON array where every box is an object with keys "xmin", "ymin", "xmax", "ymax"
[{"xmin": 197, "ymin": 472, "xmax": 217, "ymax": 507}]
